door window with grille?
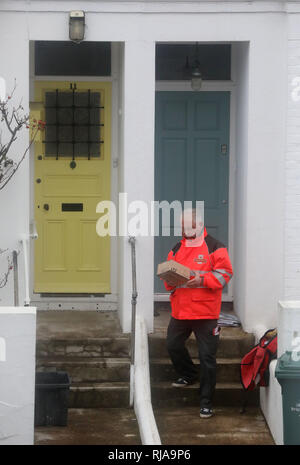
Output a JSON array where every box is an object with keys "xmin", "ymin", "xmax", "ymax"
[{"xmin": 44, "ymin": 88, "xmax": 103, "ymax": 159}]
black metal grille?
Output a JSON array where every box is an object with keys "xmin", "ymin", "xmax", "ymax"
[{"xmin": 43, "ymin": 88, "xmax": 104, "ymax": 160}]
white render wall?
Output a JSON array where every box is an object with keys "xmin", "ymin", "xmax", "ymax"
[
  {"xmin": 0, "ymin": 1, "xmax": 294, "ymax": 334},
  {"xmin": 0, "ymin": 13, "xmax": 30, "ymax": 308},
  {"xmin": 285, "ymin": 14, "xmax": 300, "ymax": 301},
  {"xmin": 0, "ymin": 307, "xmax": 36, "ymax": 445}
]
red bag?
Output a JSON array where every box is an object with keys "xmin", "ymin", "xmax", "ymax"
[{"xmin": 241, "ymin": 329, "xmax": 277, "ymax": 391}]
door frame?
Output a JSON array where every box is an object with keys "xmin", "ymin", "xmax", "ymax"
[
  {"xmin": 28, "ymin": 41, "xmax": 120, "ymax": 309},
  {"xmin": 154, "ymin": 80, "xmax": 236, "ymax": 302}
]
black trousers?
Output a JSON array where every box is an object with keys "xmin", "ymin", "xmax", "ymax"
[{"xmin": 166, "ymin": 316, "xmax": 220, "ymax": 409}]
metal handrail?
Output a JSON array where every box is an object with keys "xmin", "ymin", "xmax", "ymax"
[
  {"xmin": 129, "ymin": 236, "xmax": 137, "ymax": 406},
  {"xmin": 128, "ymin": 236, "xmax": 161, "ymax": 445}
]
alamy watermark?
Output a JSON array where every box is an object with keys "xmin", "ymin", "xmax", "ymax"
[{"xmin": 96, "ymin": 194, "xmax": 204, "ymax": 240}]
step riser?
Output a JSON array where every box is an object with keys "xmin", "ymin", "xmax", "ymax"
[
  {"xmin": 151, "ymin": 387, "xmax": 258, "ymax": 408},
  {"xmin": 150, "ymin": 363, "xmax": 241, "ymax": 383},
  {"xmin": 66, "ymin": 385, "xmax": 257, "ymax": 409},
  {"xmin": 149, "ymin": 336, "xmax": 254, "ymax": 360},
  {"xmin": 69, "ymin": 387, "xmax": 130, "ymax": 408},
  {"xmin": 36, "ymin": 363, "xmax": 130, "ymax": 383},
  {"xmin": 36, "ymin": 339, "xmax": 130, "ymax": 359}
]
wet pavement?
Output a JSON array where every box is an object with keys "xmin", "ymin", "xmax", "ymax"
[{"xmin": 35, "ymin": 408, "xmax": 141, "ymax": 445}]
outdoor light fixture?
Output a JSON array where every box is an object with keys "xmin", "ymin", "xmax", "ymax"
[
  {"xmin": 69, "ymin": 11, "xmax": 85, "ymax": 43},
  {"xmin": 190, "ymin": 42, "xmax": 202, "ymax": 91},
  {"xmin": 191, "ymin": 64, "xmax": 202, "ymax": 91}
]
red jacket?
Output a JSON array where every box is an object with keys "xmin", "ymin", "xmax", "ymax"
[{"xmin": 164, "ymin": 228, "xmax": 233, "ymax": 320}]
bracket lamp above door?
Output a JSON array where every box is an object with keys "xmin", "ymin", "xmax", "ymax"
[{"xmin": 69, "ymin": 11, "xmax": 85, "ymax": 44}]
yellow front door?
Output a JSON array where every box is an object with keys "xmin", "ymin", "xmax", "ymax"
[{"xmin": 32, "ymin": 81, "xmax": 111, "ymax": 293}]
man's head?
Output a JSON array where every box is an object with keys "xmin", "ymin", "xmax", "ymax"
[{"xmin": 181, "ymin": 208, "xmax": 204, "ymax": 239}]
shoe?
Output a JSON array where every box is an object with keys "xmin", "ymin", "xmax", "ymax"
[
  {"xmin": 200, "ymin": 407, "xmax": 213, "ymax": 418},
  {"xmin": 172, "ymin": 377, "xmax": 196, "ymax": 387}
]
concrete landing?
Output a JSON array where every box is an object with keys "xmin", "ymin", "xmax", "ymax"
[
  {"xmin": 153, "ymin": 407, "xmax": 275, "ymax": 445},
  {"xmin": 34, "ymin": 408, "xmax": 141, "ymax": 445},
  {"xmin": 37, "ymin": 310, "xmax": 126, "ymax": 339}
]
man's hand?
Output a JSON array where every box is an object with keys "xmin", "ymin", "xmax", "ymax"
[{"xmin": 186, "ymin": 271, "xmax": 204, "ymax": 288}]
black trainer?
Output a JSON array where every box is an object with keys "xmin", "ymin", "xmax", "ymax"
[
  {"xmin": 200, "ymin": 407, "xmax": 213, "ymax": 418},
  {"xmin": 172, "ymin": 377, "xmax": 196, "ymax": 387}
]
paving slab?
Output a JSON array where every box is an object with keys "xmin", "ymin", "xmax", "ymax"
[
  {"xmin": 35, "ymin": 408, "xmax": 141, "ymax": 445},
  {"xmin": 153, "ymin": 406, "xmax": 275, "ymax": 445}
]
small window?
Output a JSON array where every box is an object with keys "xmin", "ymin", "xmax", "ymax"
[
  {"xmin": 35, "ymin": 41, "xmax": 111, "ymax": 76},
  {"xmin": 44, "ymin": 89, "xmax": 102, "ymax": 159},
  {"xmin": 156, "ymin": 44, "xmax": 231, "ymax": 81}
]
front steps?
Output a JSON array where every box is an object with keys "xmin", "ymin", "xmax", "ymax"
[
  {"xmin": 149, "ymin": 315, "xmax": 259, "ymax": 408},
  {"xmin": 36, "ymin": 308, "xmax": 274, "ymax": 445},
  {"xmin": 149, "ymin": 306, "xmax": 274, "ymax": 445},
  {"xmin": 36, "ymin": 311, "xmax": 131, "ymax": 409}
]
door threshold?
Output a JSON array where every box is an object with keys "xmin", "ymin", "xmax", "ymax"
[
  {"xmin": 31, "ymin": 301, "xmax": 118, "ymax": 311},
  {"xmin": 40, "ymin": 293, "xmax": 107, "ymax": 298}
]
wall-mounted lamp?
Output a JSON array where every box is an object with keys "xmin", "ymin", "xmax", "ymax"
[
  {"xmin": 69, "ymin": 11, "xmax": 85, "ymax": 44},
  {"xmin": 191, "ymin": 63, "xmax": 202, "ymax": 91},
  {"xmin": 190, "ymin": 42, "xmax": 202, "ymax": 91}
]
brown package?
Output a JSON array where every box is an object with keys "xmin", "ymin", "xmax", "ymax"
[{"xmin": 157, "ymin": 260, "xmax": 191, "ymax": 286}]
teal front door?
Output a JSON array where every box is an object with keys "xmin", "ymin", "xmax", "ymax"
[{"xmin": 154, "ymin": 91, "xmax": 230, "ymax": 293}]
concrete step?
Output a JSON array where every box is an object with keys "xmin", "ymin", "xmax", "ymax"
[
  {"xmin": 35, "ymin": 408, "xmax": 141, "ymax": 445},
  {"xmin": 153, "ymin": 406, "xmax": 274, "ymax": 445},
  {"xmin": 151, "ymin": 381, "xmax": 258, "ymax": 408},
  {"xmin": 69, "ymin": 382, "xmax": 130, "ymax": 408},
  {"xmin": 150, "ymin": 357, "xmax": 241, "ymax": 383},
  {"xmin": 36, "ymin": 337, "xmax": 130, "ymax": 359},
  {"xmin": 149, "ymin": 326, "xmax": 255, "ymax": 359},
  {"xmin": 36, "ymin": 357, "xmax": 130, "ymax": 383}
]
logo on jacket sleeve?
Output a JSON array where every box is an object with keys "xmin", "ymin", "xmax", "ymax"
[{"xmin": 194, "ymin": 254, "xmax": 207, "ymax": 264}]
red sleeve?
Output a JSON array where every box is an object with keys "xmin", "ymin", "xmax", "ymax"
[{"xmin": 203, "ymin": 247, "xmax": 233, "ymax": 290}]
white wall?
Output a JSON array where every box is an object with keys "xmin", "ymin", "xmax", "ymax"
[
  {"xmin": 260, "ymin": 360, "xmax": 284, "ymax": 445},
  {"xmin": 232, "ymin": 17, "xmax": 286, "ymax": 333},
  {"xmin": 0, "ymin": 1, "xmax": 290, "ymax": 333},
  {"xmin": 0, "ymin": 13, "xmax": 30, "ymax": 307},
  {"xmin": 119, "ymin": 41, "xmax": 156, "ymax": 332},
  {"xmin": 233, "ymin": 42, "xmax": 249, "ymax": 330},
  {"xmin": 285, "ymin": 14, "xmax": 300, "ymax": 301},
  {"xmin": 0, "ymin": 307, "xmax": 36, "ymax": 445}
]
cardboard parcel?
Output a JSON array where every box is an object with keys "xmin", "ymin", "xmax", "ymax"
[{"xmin": 157, "ymin": 260, "xmax": 191, "ymax": 286}]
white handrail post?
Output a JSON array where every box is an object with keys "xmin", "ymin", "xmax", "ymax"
[
  {"xmin": 20, "ymin": 235, "xmax": 30, "ymax": 306},
  {"xmin": 19, "ymin": 223, "xmax": 38, "ymax": 307},
  {"xmin": 12, "ymin": 250, "xmax": 19, "ymax": 307}
]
